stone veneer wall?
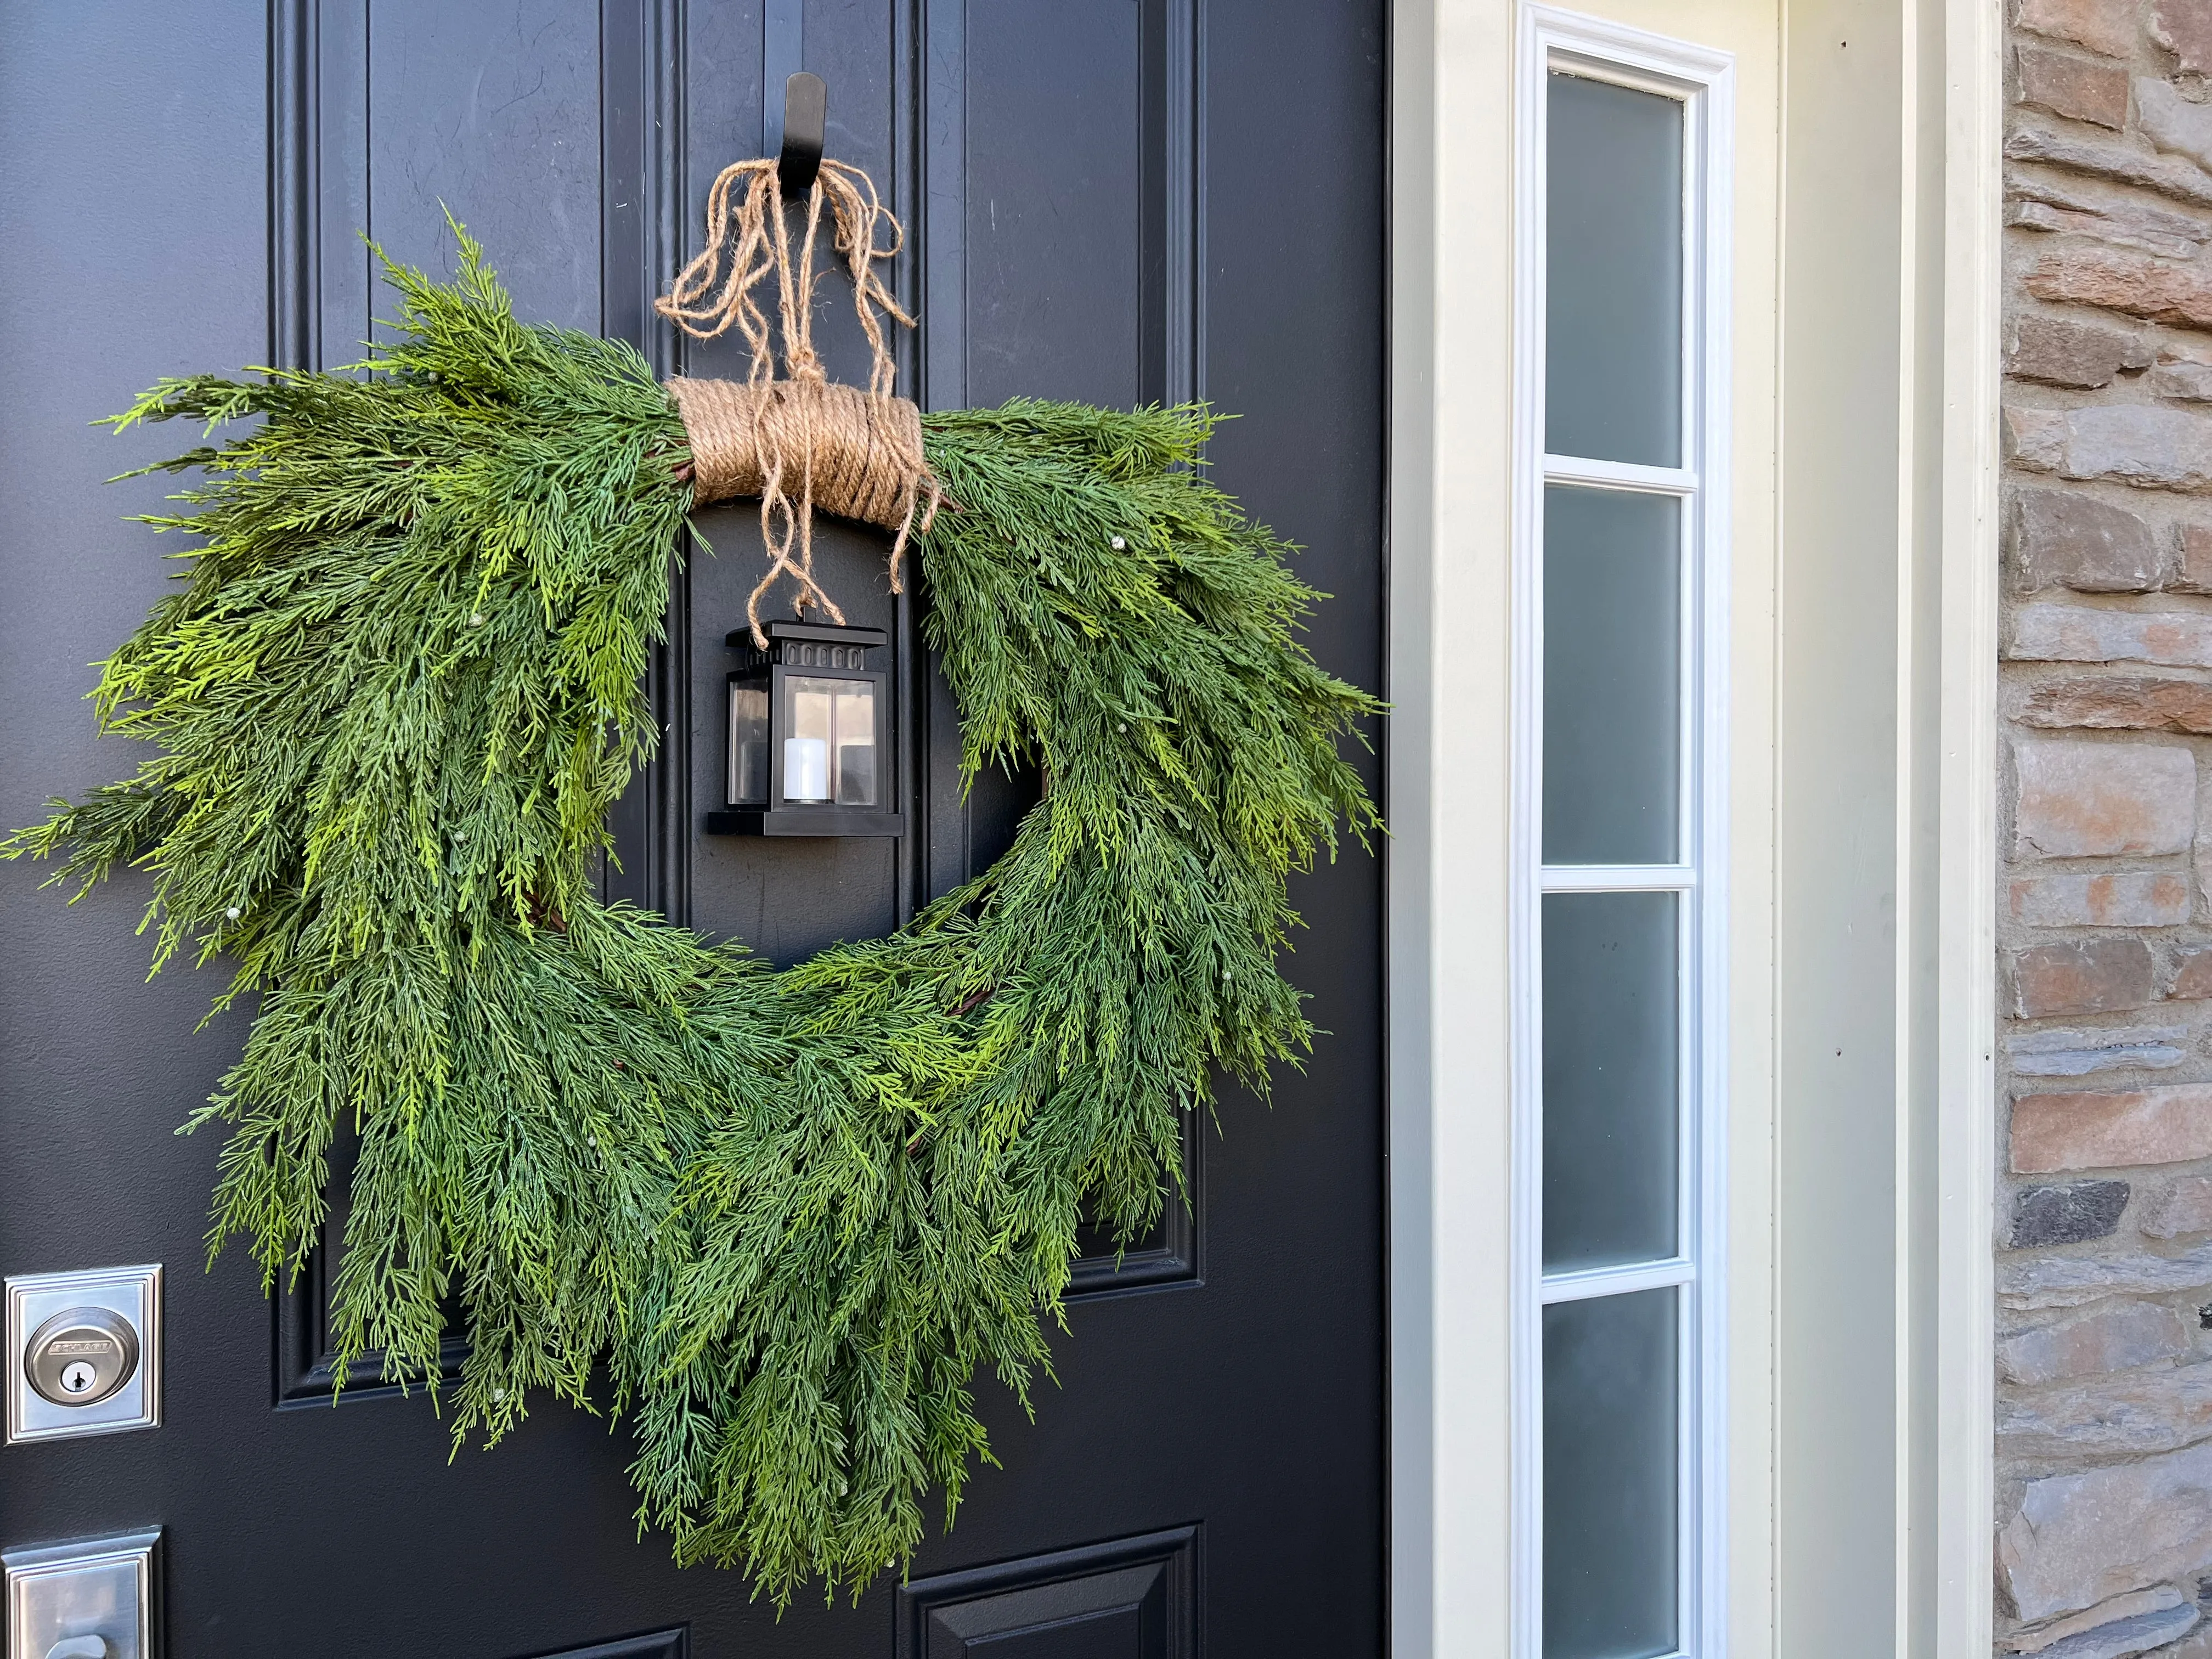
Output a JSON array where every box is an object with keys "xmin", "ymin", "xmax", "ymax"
[{"xmin": 1999, "ymin": 0, "xmax": 2212, "ymax": 1654}]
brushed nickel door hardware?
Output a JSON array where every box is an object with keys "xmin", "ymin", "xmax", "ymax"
[{"xmin": 4, "ymin": 1268, "xmax": 160, "ymax": 1445}]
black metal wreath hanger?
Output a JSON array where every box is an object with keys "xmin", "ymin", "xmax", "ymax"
[{"xmin": 776, "ymin": 71, "xmax": 826, "ymax": 197}]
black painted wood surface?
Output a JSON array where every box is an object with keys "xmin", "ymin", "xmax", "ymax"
[{"xmin": 0, "ymin": 2, "xmax": 1385, "ymax": 1652}]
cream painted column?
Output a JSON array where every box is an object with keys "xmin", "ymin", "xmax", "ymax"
[{"xmin": 1389, "ymin": 1, "xmax": 1517, "ymax": 1652}]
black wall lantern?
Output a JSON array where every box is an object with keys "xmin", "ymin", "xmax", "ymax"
[{"xmin": 706, "ymin": 619, "xmax": 906, "ymax": 837}]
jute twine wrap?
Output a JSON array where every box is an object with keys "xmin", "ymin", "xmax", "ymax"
[{"xmin": 656, "ymin": 156, "xmax": 941, "ymax": 644}]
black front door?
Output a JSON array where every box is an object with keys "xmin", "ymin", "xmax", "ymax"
[{"xmin": 0, "ymin": 2, "xmax": 1385, "ymax": 1653}]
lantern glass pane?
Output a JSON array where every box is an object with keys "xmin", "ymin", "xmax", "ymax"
[
  {"xmin": 783, "ymin": 675, "xmax": 878, "ymax": 806},
  {"xmin": 729, "ymin": 680, "xmax": 770, "ymax": 805}
]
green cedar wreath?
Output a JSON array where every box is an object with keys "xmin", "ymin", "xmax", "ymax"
[{"xmin": 7, "ymin": 173, "xmax": 1377, "ymax": 1604}]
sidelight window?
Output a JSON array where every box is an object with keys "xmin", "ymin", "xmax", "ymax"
[{"xmin": 1514, "ymin": 12, "xmax": 1733, "ymax": 1659}]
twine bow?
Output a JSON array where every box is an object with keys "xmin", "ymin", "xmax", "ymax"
[{"xmin": 657, "ymin": 156, "xmax": 942, "ymax": 645}]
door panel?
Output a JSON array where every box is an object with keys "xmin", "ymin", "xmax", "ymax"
[
  {"xmin": 896, "ymin": 1527, "xmax": 1196, "ymax": 1659},
  {"xmin": 534, "ymin": 1636, "xmax": 686, "ymax": 1659},
  {"xmin": 0, "ymin": 1, "xmax": 1385, "ymax": 1652}
]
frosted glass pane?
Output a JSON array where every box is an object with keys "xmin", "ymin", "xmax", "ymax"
[
  {"xmin": 1544, "ymin": 1289, "xmax": 1679, "ymax": 1659},
  {"xmin": 1542, "ymin": 487, "xmax": 1680, "ymax": 865},
  {"xmin": 1546, "ymin": 72, "xmax": 1683, "ymax": 466},
  {"xmin": 1543, "ymin": 891, "xmax": 1679, "ymax": 1271}
]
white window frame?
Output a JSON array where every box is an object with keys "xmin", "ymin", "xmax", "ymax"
[{"xmin": 1510, "ymin": 12, "xmax": 1734, "ymax": 1658}]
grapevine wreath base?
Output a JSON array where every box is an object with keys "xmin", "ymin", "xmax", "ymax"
[{"xmin": 9, "ymin": 172, "xmax": 1377, "ymax": 1603}]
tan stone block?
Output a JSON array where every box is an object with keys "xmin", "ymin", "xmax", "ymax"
[
  {"xmin": 2005, "ymin": 1587, "xmax": 2192, "ymax": 1654},
  {"xmin": 2154, "ymin": 359, "xmax": 2212, "ymax": 399},
  {"xmin": 1999, "ymin": 1301, "xmax": 2190, "ymax": 1384},
  {"xmin": 2010, "ymin": 938, "xmax": 2161, "ymax": 1017},
  {"xmin": 2014, "ymin": 740, "xmax": 2197, "ymax": 857},
  {"xmin": 2012, "ymin": 488, "xmax": 2159, "ymax": 589},
  {"xmin": 1999, "ymin": 1354, "xmax": 2212, "ymax": 1459},
  {"xmin": 2155, "ymin": 0, "xmax": 2212, "ymax": 70},
  {"xmin": 2009, "ymin": 868, "xmax": 2193, "ymax": 923},
  {"xmin": 2142, "ymin": 77, "xmax": 2212, "ymax": 170},
  {"xmin": 2142, "ymin": 1173, "xmax": 2212, "ymax": 1235},
  {"xmin": 2181, "ymin": 522, "xmax": 2212, "ymax": 590},
  {"xmin": 2011, "ymin": 603, "xmax": 2212, "ymax": 666},
  {"xmin": 2017, "ymin": 675, "xmax": 2212, "ymax": 732},
  {"xmin": 2174, "ymin": 945, "xmax": 2212, "ymax": 997},
  {"xmin": 2016, "ymin": 1600, "xmax": 2202, "ymax": 1656},
  {"xmin": 2001, "ymin": 1238, "xmax": 2212, "ymax": 1308},
  {"xmin": 2007, "ymin": 402, "xmax": 2212, "ymax": 490},
  {"xmin": 2010, "ymin": 170, "xmax": 2212, "ymax": 255},
  {"xmin": 2010, "ymin": 315, "xmax": 2155, "ymax": 390},
  {"xmin": 2010, "ymin": 1024, "xmax": 2191, "ymax": 1074},
  {"xmin": 2017, "ymin": 0, "xmax": 2141, "ymax": 57},
  {"xmin": 2012, "ymin": 1082, "xmax": 2212, "ymax": 1171},
  {"xmin": 2008, "ymin": 125, "xmax": 2212, "ymax": 208},
  {"xmin": 2000, "ymin": 1442, "xmax": 2212, "ymax": 1621},
  {"xmin": 2019, "ymin": 43, "xmax": 2134, "ymax": 125},
  {"xmin": 2028, "ymin": 245, "xmax": 2212, "ymax": 329},
  {"xmin": 2013, "ymin": 196, "xmax": 2204, "ymax": 256}
]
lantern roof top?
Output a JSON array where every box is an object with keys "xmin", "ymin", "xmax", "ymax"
[{"xmin": 725, "ymin": 619, "xmax": 889, "ymax": 650}]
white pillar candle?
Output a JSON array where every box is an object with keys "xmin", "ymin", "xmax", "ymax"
[{"xmin": 783, "ymin": 736, "xmax": 830, "ymax": 802}]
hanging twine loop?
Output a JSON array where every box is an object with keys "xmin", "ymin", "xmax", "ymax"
[{"xmin": 657, "ymin": 156, "xmax": 941, "ymax": 645}]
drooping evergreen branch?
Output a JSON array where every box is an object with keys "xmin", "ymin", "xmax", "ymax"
[{"xmin": 4, "ymin": 232, "xmax": 1379, "ymax": 1605}]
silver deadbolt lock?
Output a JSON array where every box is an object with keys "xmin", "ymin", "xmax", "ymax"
[
  {"xmin": 6, "ymin": 1266, "xmax": 161, "ymax": 1443},
  {"xmin": 24, "ymin": 1308, "xmax": 139, "ymax": 1408}
]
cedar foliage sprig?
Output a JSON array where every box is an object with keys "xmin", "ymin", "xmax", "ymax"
[{"xmin": 4, "ymin": 232, "xmax": 1379, "ymax": 1604}]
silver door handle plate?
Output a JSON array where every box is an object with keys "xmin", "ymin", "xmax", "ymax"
[{"xmin": 3, "ymin": 1530, "xmax": 158, "ymax": 1659}]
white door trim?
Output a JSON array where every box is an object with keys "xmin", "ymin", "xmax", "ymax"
[{"xmin": 1931, "ymin": 0, "xmax": 2002, "ymax": 1647}]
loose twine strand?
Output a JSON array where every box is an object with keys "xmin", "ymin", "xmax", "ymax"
[{"xmin": 656, "ymin": 156, "xmax": 942, "ymax": 645}]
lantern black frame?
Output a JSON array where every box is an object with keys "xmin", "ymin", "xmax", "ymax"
[{"xmin": 704, "ymin": 619, "xmax": 907, "ymax": 837}]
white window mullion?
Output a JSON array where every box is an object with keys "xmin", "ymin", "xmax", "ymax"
[
  {"xmin": 1539, "ymin": 864, "xmax": 1696, "ymax": 893},
  {"xmin": 1542, "ymin": 454, "xmax": 1699, "ymax": 495},
  {"xmin": 1541, "ymin": 1257, "xmax": 1697, "ymax": 1304}
]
